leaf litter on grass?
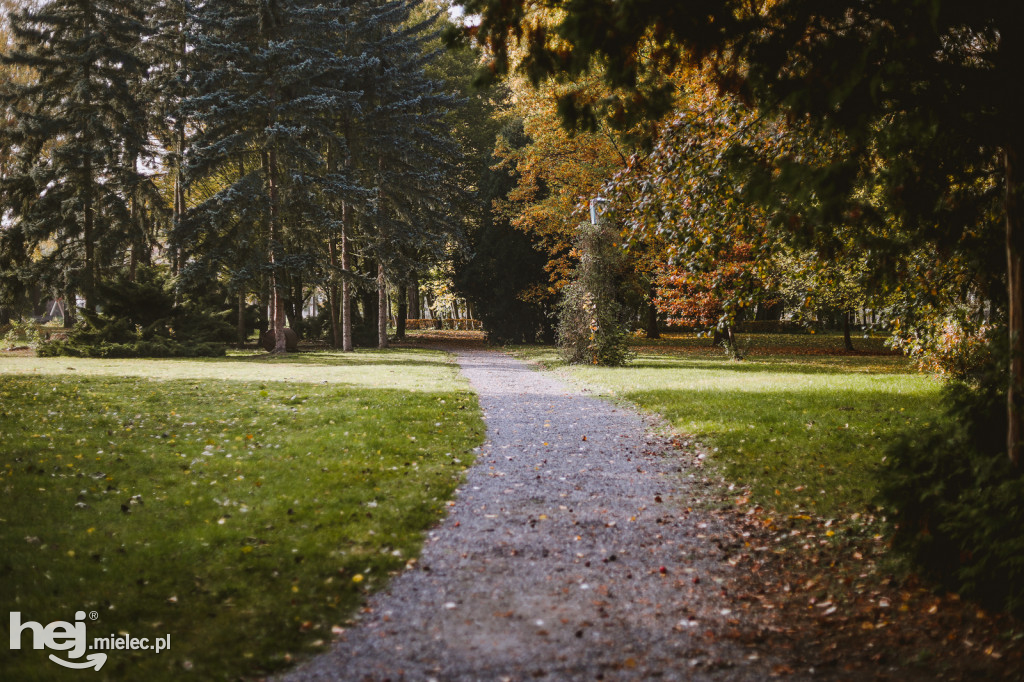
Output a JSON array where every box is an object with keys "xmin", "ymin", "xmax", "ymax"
[
  {"xmin": 0, "ymin": 351, "xmax": 485, "ymax": 681},
  {"xmin": 513, "ymin": 337, "xmax": 1024, "ymax": 678}
]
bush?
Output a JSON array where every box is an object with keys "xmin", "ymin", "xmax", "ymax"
[
  {"xmin": 556, "ymin": 220, "xmax": 632, "ymax": 366},
  {"xmin": 38, "ymin": 268, "xmax": 232, "ymax": 358},
  {"xmin": 882, "ymin": 337, "xmax": 1024, "ymax": 616},
  {"xmin": 2, "ymin": 320, "xmax": 43, "ymax": 348},
  {"xmin": 899, "ymin": 321, "xmax": 996, "ymax": 381}
]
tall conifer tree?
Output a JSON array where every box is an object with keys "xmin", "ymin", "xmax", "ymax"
[
  {"xmin": 348, "ymin": 0, "xmax": 468, "ymax": 348},
  {"xmin": 0, "ymin": 0, "xmax": 154, "ymax": 311},
  {"xmin": 184, "ymin": 0, "xmax": 361, "ymax": 353}
]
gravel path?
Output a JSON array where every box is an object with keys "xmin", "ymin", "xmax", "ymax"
[{"xmin": 277, "ymin": 350, "xmax": 780, "ymax": 681}]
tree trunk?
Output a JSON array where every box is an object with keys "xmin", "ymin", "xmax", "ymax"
[
  {"xmin": 173, "ymin": 21, "xmax": 186, "ymax": 277},
  {"xmin": 408, "ymin": 276, "xmax": 419, "ymax": 318},
  {"xmin": 327, "ymin": 238, "xmax": 341, "ymax": 348},
  {"xmin": 377, "ymin": 262, "xmax": 388, "ymax": 349},
  {"xmin": 83, "ymin": 152, "xmax": 95, "ymax": 312},
  {"xmin": 173, "ymin": 116, "xmax": 186, "ymax": 280},
  {"xmin": 340, "ymin": 203, "xmax": 354, "ymax": 351},
  {"xmin": 237, "ymin": 291, "xmax": 246, "ymax": 348},
  {"xmin": 63, "ymin": 294, "xmax": 76, "ymax": 328},
  {"xmin": 285, "ymin": 274, "xmax": 301, "ymax": 336},
  {"xmin": 645, "ymin": 283, "xmax": 660, "ymax": 339},
  {"xmin": 327, "ymin": 284, "xmax": 339, "ymax": 348},
  {"xmin": 843, "ymin": 310, "xmax": 854, "ymax": 352},
  {"xmin": 713, "ymin": 325, "xmax": 737, "ymax": 354},
  {"xmin": 396, "ymin": 284, "xmax": 407, "ymax": 340},
  {"xmin": 1007, "ymin": 146, "xmax": 1023, "ymax": 466},
  {"xmin": 129, "ymin": 191, "xmax": 139, "ymax": 282},
  {"xmin": 267, "ymin": 146, "xmax": 287, "ymax": 354}
]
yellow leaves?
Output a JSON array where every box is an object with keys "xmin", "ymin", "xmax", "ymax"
[{"xmin": 351, "ymin": 574, "xmax": 364, "ymax": 584}]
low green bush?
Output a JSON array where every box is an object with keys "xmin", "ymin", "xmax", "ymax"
[
  {"xmin": 883, "ymin": 337, "xmax": 1024, "ymax": 616},
  {"xmin": 38, "ymin": 267, "xmax": 232, "ymax": 358}
]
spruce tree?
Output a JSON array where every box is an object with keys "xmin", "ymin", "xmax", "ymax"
[
  {"xmin": 184, "ymin": 0, "xmax": 361, "ymax": 353},
  {"xmin": 0, "ymin": 0, "xmax": 155, "ymax": 311},
  {"xmin": 145, "ymin": 0, "xmax": 190, "ymax": 276},
  {"xmin": 347, "ymin": 0, "xmax": 468, "ymax": 348}
]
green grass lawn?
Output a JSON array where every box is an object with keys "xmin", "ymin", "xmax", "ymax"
[
  {"xmin": 513, "ymin": 334, "xmax": 943, "ymax": 520},
  {"xmin": 0, "ymin": 349, "xmax": 484, "ymax": 681}
]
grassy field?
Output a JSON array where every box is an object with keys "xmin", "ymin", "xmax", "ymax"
[
  {"xmin": 513, "ymin": 333, "xmax": 944, "ymax": 521},
  {"xmin": 0, "ymin": 349, "xmax": 484, "ymax": 681}
]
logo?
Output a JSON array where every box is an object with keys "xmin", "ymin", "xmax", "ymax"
[{"xmin": 9, "ymin": 611, "xmax": 171, "ymax": 671}]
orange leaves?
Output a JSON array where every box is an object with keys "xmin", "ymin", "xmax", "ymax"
[{"xmin": 495, "ymin": 71, "xmax": 639, "ymax": 295}]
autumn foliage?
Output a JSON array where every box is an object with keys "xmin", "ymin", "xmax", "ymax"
[{"xmin": 655, "ymin": 243, "xmax": 758, "ymax": 330}]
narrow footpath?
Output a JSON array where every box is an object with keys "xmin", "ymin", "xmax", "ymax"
[{"xmin": 278, "ymin": 350, "xmax": 780, "ymax": 681}]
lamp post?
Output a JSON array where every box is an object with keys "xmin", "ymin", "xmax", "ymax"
[{"xmin": 589, "ymin": 197, "xmax": 609, "ymax": 225}]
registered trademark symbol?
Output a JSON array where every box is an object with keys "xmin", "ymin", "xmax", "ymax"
[{"xmin": 89, "ymin": 611, "xmax": 99, "ymax": 621}]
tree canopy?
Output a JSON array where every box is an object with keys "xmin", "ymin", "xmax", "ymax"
[{"xmin": 462, "ymin": 0, "xmax": 1024, "ymax": 462}]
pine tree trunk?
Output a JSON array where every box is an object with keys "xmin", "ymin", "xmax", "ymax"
[
  {"xmin": 237, "ymin": 291, "xmax": 246, "ymax": 348},
  {"xmin": 129, "ymin": 191, "xmax": 139, "ymax": 282},
  {"xmin": 1006, "ymin": 146, "xmax": 1023, "ymax": 466},
  {"xmin": 328, "ymin": 238, "xmax": 341, "ymax": 348},
  {"xmin": 141, "ymin": 203, "xmax": 152, "ymax": 267},
  {"xmin": 267, "ymin": 146, "xmax": 287, "ymax": 354},
  {"xmin": 63, "ymin": 291, "xmax": 75, "ymax": 328},
  {"xmin": 83, "ymin": 151, "xmax": 96, "ymax": 312},
  {"xmin": 341, "ymin": 202, "xmax": 353, "ymax": 352},
  {"xmin": 377, "ymin": 262, "xmax": 388, "ymax": 349},
  {"xmin": 408, "ymin": 276, "xmax": 420, "ymax": 319},
  {"xmin": 173, "ymin": 20, "xmax": 187, "ymax": 278},
  {"xmin": 173, "ymin": 120, "xmax": 185, "ymax": 279},
  {"xmin": 396, "ymin": 284, "xmax": 407, "ymax": 340},
  {"xmin": 285, "ymin": 274, "xmax": 301, "ymax": 336},
  {"xmin": 129, "ymin": 245, "xmax": 138, "ymax": 283}
]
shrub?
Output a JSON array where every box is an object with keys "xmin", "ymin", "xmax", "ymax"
[
  {"xmin": 882, "ymin": 335, "xmax": 1024, "ymax": 616},
  {"xmin": 2, "ymin": 320, "xmax": 43, "ymax": 348},
  {"xmin": 556, "ymin": 220, "xmax": 632, "ymax": 366},
  {"xmin": 891, "ymin": 320, "xmax": 995, "ymax": 381},
  {"xmin": 38, "ymin": 268, "xmax": 232, "ymax": 358}
]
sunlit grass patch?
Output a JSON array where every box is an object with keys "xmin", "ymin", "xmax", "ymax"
[
  {"xmin": 0, "ymin": 348, "xmax": 461, "ymax": 391},
  {"xmin": 0, "ymin": 350, "xmax": 484, "ymax": 681},
  {"xmin": 511, "ymin": 340, "xmax": 942, "ymax": 519},
  {"xmin": 630, "ymin": 330, "xmax": 897, "ymax": 358}
]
